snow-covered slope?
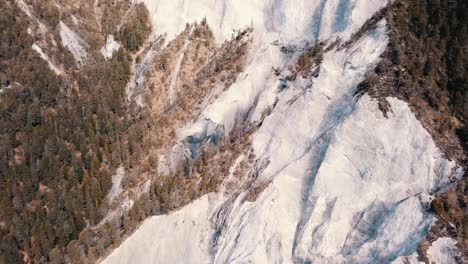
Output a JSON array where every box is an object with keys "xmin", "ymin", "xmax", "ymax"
[
  {"xmin": 104, "ymin": 92, "xmax": 460, "ymax": 263},
  {"xmin": 140, "ymin": 0, "xmax": 385, "ymax": 44},
  {"xmin": 59, "ymin": 21, "xmax": 89, "ymax": 64},
  {"xmin": 104, "ymin": 194, "xmax": 217, "ymax": 263},
  {"xmin": 103, "ymin": 0, "xmax": 463, "ymax": 263}
]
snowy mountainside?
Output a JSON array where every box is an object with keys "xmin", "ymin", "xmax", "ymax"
[
  {"xmin": 1, "ymin": 0, "xmax": 464, "ymax": 263},
  {"xmin": 140, "ymin": 0, "xmax": 385, "ymax": 43},
  {"xmin": 103, "ymin": 0, "xmax": 463, "ymax": 263}
]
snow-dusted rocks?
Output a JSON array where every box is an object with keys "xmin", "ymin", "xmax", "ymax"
[
  {"xmin": 101, "ymin": 35, "xmax": 121, "ymax": 60},
  {"xmin": 108, "ymin": 167, "xmax": 125, "ymax": 203}
]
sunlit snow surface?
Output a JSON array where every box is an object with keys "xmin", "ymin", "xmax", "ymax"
[
  {"xmin": 104, "ymin": 0, "xmax": 463, "ymax": 263},
  {"xmin": 140, "ymin": 0, "xmax": 385, "ymax": 43},
  {"xmin": 426, "ymin": 237, "xmax": 460, "ymax": 264},
  {"xmin": 391, "ymin": 237, "xmax": 461, "ymax": 264}
]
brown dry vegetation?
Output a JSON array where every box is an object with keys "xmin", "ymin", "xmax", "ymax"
[
  {"xmin": 0, "ymin": 0, "xmax": 152, "ymax": 262},
  {"xmin": 62, "ymin": 21, "xmax": 255, "ymax": 263},
  {"xmin": 134, "ymin": 23, "xmax": 251, "ymax": 159},
  {"xmin": 98, "ymin": 0, "xmax": 134, "ymax": 37},
  {"xmin": 122, "ymin": 24, "xmax": 252, "ymax": 212}
]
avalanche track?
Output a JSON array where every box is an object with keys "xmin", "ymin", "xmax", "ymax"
[{"xmin": 103, "ymin": 1, "xmax": 463, "ymax": 263}]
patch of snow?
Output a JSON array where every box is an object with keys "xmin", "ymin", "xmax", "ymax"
[
  {"xmin": 157, "ymin": 143, "xmax": 190, "ymax": 176},
  {"xmin": 219, "ymin": 154, "xmax": 246, "ymax": 194},
  {"xmin": 100, "ymin": 35, "xmax": 121, "ymax": 60},
  {"xmin": 317, "ymin": 0, "xmax": 388, "ymax": 42},
  {"xmin": 204, "ymin": 20, "xmax": 455, "ymax": 261},
  {"xmin": 427, "ymin": 237, "xmax": 460, "ymax": 264},
  {"xmin": 134, "ymin": 95, "xmax": 144, "ymax": 107},
  {"xmin": 0, "ymin": 85, "xmax": 12, "ymax": 95},
  {"xmin": 228, "ymin": 154, "xmax": 245, "ymax": 178},
  {"xmin": 59, "ymin": 21, "xmax": 89, "ymax": 64},
  {"xmin": 32, "ymin": 44, "xmax": 63, "ymax": 75},
  {"xmin": 15, "ymin": 0, "xmax": 33, "ymax": 18},
  {"xmin": 99, "ymin": 197, "xmax": 134, "ymax": 228},
  {"xmin": 157, "ymin": 155, "xmax": 170, "ymax": 176},
  {"xmin": 108, "ymin": 167, "xmax": 125, "ymax": 203},
  {"xmin": 71, "ymin": 15, "xmax": 79, "ymax": 25},
  {"xmin": 99, "ymin": 173, "xmax": 151, "ymax": 228},
  {"xmin": 121, "ymin": 198, "xmax": 134, "ymax": 212}
]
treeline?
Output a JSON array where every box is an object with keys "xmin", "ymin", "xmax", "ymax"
[
  {"xmin": 0, "ymin": 1, "xmax": 148, "ymax": 262},
  {"xmin": 0, "ymin": 1, "xmax": 253, "ymax": 261},
  {"xmin": 364, "ymin": 0, "xmax": 467, "ymax": 260},
  {"xmin": 367, "ymin": 0, "xmax": 467, "ymax": 161},
  {"xmin": 406, "ymin": 0, "xmax": 466, "ymax": 121}
]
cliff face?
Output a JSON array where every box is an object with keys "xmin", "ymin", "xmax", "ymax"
[{"xmin": 0, "ymin": 0, "xmax": 465, "ymax": 263}]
